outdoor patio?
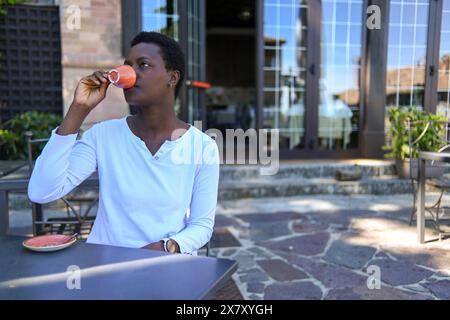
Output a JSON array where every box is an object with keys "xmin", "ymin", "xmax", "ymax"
[
  {"xmin": 210, "ymin": 193, "xmax": 450, "ymax": 300},
  {"xmin": 7, "ymin": 191, "xmax": 450, "ymax": 300},
  {"xmin": 3, "ymin": 0, "xmax": 450, "ymax": 303}
]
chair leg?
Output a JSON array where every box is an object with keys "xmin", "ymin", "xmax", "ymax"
[
  {"xmin": 31, "ymin": 202, "xmax": 43, "ymax": 236},
  {"xmin": 57, "ymin": 223, "xmax": 66, "ymax": 234},
  {"xmin": 66, "ymin": 203, "xmax": 71, "ymax": 219},
  {"xmin": 409, "ymin": 179, "xmax": 417, "ymax": 226},
  {"xmin": 436, "ymin": 195, "xmax": 441, "ymax": 228},
  {"xmin": 81, "ymin": 196, "xmax": 99, "ymax": 220},
  {"xmin": 409, "ymin": 207, "xmax": 416, "ymax": 226},
  {"xmin": 425, "ymin": 189, "xmax": 444, "ymax": 230},
  {"xmin": 74, "ymin": 222, "xmax": 82, "ymax": 235},
  {"xmin": 411, "ymin": 182, "xmax": 448, "ymax": 235},
  {"xmin": 409, "ymin": 197, "xmax": 417, "ymax": 226},
  {"xmin": 206, "ymin": 241, "xmax": 210, "ymax": 257},
  {"xmin": 434, "ymin": 190, "xmax": 445, "ymax": 238}
]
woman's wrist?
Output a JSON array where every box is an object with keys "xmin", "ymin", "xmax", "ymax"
[
  {"xmin": 57, "ymin": 105, "xmax": 91, "ymax": 135},
  {"xmin": 141, "ymin": 241, "xmax": 165, "ymax": 251}
]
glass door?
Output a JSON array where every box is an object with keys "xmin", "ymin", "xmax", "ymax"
[
  {"xmin": 140, "ymin": 0, "xmax": 182, "ymax": 115},
  {"xmin": 436, "ymin": 0, "xmax": 450, "ymax": 117},
  {"xmin": 319, "ymin": 0, "xmax": 364, "ymax": 150},
  {"xmin": 258, "ymin": 0, "xmax": 365, "ymax": 157},
  {"xmin": 385, "ymin": 0, "xmax": 430, "ymax": 114},
  {"xmin": 262, "ymin": 0, "xmax": 310, "ymax": 150},
  {"xmin": 140, "ymin": 0, "xmax": 205, "ymax": 123},
  {"xmin": 186, "ymin": 0, "xmax": 205, "ymax": 123}
]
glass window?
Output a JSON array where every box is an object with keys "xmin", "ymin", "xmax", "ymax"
[
  {"xmin": 437, "ymin": 0, "xmax": 450, "ymax": 117},
  {"xmin": 385, "ymin": 0, "xmax": 429, "ymax": 118},
  {"xmin": 263, "ymin": 0, "xmax": 308, "ymax": 150},
  {"xmin": 141, "ymin": 0, "xmax": 179, "ymax": 40},
  {"xmin": 141, "ymin": 0, "xmax": 184, "ymax": 116},
  {"xmin": 319, "ymin": 0, "xmax": 363, "ymax": 150}
]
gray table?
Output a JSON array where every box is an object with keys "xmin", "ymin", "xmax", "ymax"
[
  {"xmin": 417, "ymin": 151, "xmax": 450, "ymax": 243},
  {"xmin": 0, "ymin": 235, "xmax": 237, "ymax": 300}
]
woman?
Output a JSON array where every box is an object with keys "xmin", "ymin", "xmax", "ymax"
[{"xmin": 28, "ymin": 32, "xmax": 220, "ymax": 255}]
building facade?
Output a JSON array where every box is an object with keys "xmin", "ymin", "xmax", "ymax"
[{"xmin": 2, "ymin": 0, "xmax": 450, "ymax": 159}]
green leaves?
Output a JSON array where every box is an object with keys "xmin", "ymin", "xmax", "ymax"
[
  {"xmin": 383, "ymin": 106, "xmax": 447, "ymax": 160},
  {"xmin": 0, "ymin": 0, "xmax": 28, "ymax": 16},
  {"xmin": 0, "ymin": 111, "xmax": 62, "ymax": 160}
]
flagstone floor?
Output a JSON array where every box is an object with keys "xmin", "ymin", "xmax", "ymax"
[{"xmin": 210, "ymin": 194, "xmax": 450, "ymax": 300}]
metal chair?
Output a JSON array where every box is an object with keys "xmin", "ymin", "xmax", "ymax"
[
  {"xmin": 199, "ymin": 241, "xmax": 211, "ymax": 257},
  {"xmin": 407, "ymin": 119, "xmax": 450, "ymax": 240},
  {"xmin": 25, "ymin": 131, "xmax": 98, "ymax": 238}
]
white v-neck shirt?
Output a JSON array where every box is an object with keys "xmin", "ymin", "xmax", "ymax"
[{"xmin": 27, "ymin": 115, "xmax": 220, "ymax": 254}]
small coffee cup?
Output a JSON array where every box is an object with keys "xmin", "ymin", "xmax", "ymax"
[{"xmin": 108, "ymin": 65, "xmax": 136, "ymax": 89}]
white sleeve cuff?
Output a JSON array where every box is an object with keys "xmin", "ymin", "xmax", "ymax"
[{"xmin": 51, "ymin": 126, "xmax": 79, "ymax": 139}]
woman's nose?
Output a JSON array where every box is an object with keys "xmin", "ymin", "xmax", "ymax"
[{"xmin": 131, "ymin": 65, "xmax": 140, "ymax": 81}]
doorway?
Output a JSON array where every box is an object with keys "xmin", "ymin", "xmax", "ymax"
[{"xmin": 205, "ymin": 0, "xmax": 257, "ymax": 133}]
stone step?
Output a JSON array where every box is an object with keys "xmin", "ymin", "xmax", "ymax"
[
  {"xmin": 219, "ymin": 161, "xmax": 397, "ymax": 181},
  {"xmin": 217, "ymin": 176, "xmax": 435, "ymax": 200},
  {"xmin": 8, "ymin": 160, "xmax": 449, "ymax": 208},
  {"xmin": 8, "ymin": 176, "xmax": 443, "ymax": 208}
]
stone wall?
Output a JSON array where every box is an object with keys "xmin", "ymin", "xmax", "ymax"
[{"xmin": 57, "ymin": 0, "xmax": 129, "ymax": 130}]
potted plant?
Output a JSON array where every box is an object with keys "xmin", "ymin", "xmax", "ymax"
[{"xmin": 383, "ymin": 106, "xmax": 447, "ymax": 179}]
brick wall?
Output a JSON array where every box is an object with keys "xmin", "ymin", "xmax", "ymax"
[{"xmin": 58, "ymin": 0, "xmax": 129, "ymax": 129}]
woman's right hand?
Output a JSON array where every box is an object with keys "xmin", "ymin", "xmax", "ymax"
[{"xmin": 72, "ymin": 70, "xmax": 111, "ymax": 111}]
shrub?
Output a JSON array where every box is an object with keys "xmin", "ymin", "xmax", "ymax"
[
  {"xmin": 0, "ymin": 111, "xmax": 62, "ymax": 160},
  {"xmin": 383, "ymin": 106, "xmax": 447, "ymax": 160}
]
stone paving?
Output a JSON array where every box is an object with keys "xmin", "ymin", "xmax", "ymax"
[
  {"xmin": 7, "ymin": 193, "xmax": 450, "ymax": 300},
  {"xmin": 210, "ymin": 194, "xmax": 450, "ymax": 300}
]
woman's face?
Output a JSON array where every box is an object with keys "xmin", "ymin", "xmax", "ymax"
[{"xmin": 123, "ymin": 42, "xmax": 178, "ymax": 106}]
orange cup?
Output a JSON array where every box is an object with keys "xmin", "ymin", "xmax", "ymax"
[{"xmin": 108, "ymin": 65, "xmax": 136, "ymax": 89}]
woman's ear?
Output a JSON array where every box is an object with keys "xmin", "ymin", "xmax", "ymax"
[{"xmin": 168, "ymin": 70, "xmax": 180, "ymax": 87}]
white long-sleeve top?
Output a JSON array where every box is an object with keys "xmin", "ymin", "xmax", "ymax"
[{"xmin": 27, "ymin": 116, "xmax": 220, "ymax": 254}]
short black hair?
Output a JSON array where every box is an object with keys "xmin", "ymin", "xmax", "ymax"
[{"xmin": 130, "ymin": 32, "xmax": 185, "ymax": 98}]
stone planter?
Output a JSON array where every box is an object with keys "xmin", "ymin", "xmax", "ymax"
[{"xmin": 395, "ymin": 158, "xmax": 445, "ymax": 179}]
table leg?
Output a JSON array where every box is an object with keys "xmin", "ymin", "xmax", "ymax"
[
  {"xmin": 417, "ymin": 157, "xmax": 426, "ymax": 244},
  {"xmin": 0, "ymin": 190, "xmax": 9, "ymax": 236}
]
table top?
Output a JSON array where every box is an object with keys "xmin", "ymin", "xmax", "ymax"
[
  {"xmin": 0, "ymin": 236, "xmax": 237, "ymax": 300},
  {"xmin": 419, "ymin": 151, "xmax": 450, "ymax": 163}
]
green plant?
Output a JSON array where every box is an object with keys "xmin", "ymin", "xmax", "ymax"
[
  {"xmin": 383, "ymin": 106, "xmax": 447, "ymax": 160},
  {"xmin": 0, "ymin": 111, "xmax": 62, "ymax": 160},
  {"xmin": 0, "ymin": 0, "xmax": 27, "ymax": 16}
]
